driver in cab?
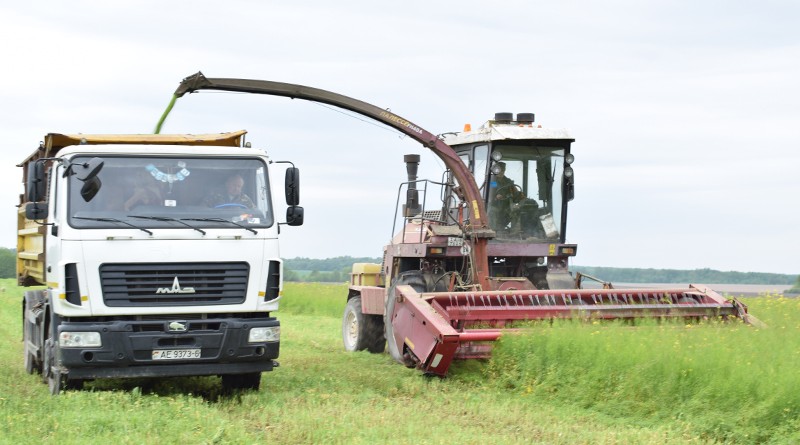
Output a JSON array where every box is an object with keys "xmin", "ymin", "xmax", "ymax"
[
  {"xmin": 204, "ymin": 174, "xmax": 255, "ymax": 209},
  {"xmin": 489, "ymin": 162, "xmax": 524, "ymax": 229}
]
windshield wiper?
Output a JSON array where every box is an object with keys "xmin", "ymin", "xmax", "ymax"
[
  {"xmin": 181, "ymin": 217, "xmax": 258, "ymax": 235},
  {"xmin": 73, "ymin": 216, "xmax": 153, "ymax": 235},
  {"xmin": 129, "ymin": 215, "xmax": 206, "ymax": 235}
]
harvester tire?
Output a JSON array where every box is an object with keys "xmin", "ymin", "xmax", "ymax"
[
  {"xmin": 342, "ymin": 297, "xmax": 386, "ymax": 353},
  {"xmin": 385, "ymin": 271, "xmax": 427, "ymax": 367}
]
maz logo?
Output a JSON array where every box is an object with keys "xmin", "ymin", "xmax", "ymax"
[{"xmin": 156, "ymin": 276, "xmax": 196, "ymax": 294}]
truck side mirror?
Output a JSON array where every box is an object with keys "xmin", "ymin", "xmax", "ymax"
[
  {"xmin": 64, "ymin": 157, "xmax": 104, "ymax": 202},
  {"xmin": 26, "ymin": 161, "xmax": 46, "ymax": 202},
  {"xmin": 25, "ymin": 202, "xmax": 48, "ymax": 220},
  {"xmin": 285, "ymin": 167, "xmax": 300, "ymax": 206},
  {"xmin": 80, "ymin": 176, "xmax": 102, "ymax": 202},
  {"xmin": 64, "ymin": 157, "xmax": 104, "ymax": 181},
  {"xmin": 286, "ymin": 205, "xmax": 304, "ymax": 226}
]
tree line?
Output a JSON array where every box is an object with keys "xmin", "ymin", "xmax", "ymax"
[
  {"xmin": 570, "ymin": 266, "xmax": 796, "ymax": 286},
  {"xmin": 283, "ymin": 256, "xmax": 796, "ymax": 285},
  {"xmin": 283, "ymin": 256, "xmax": 381, "ymax": 283},
  {"xmin": 0, "ymin": 249, "xmax": 795, "ymax": 286}
]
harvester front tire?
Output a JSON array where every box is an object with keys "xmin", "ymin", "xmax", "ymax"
[
  {"xmin": 342, "ymin": 297, "xmax": 385, "ymax": 353},
  {"xmin": 385, "ymin": 271, "xmax": 427, "ymax": 367}
]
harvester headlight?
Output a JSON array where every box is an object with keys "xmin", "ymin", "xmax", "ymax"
[
  {"xmin": 59, "ymin": 331, "xmax": 102, "ymax": 348},
  {"xmin": 249, "ymin": 326, "xmax": 280, "ymax": 343},
  {"xmin": 491, "ymin": 151, "xmax": 503, "ymax": 162},
  {"xmin": 491, "ymin": 163, "xmax": 504, "ymax": 175},
  {"xmin": 564, "ymin": 166, "xmax": 574, "ymax": 179},
  {"xmin": 565, "ymin": 153, "xmax": 575, "ymax": 165}
]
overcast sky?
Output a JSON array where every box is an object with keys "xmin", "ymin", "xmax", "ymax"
[{"xmin": 2, "ymin": 1, "xmax": 798, "ymax": 274}]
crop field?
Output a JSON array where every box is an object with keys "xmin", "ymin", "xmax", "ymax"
[{"xmin": 1, "ymin": 279, "xmax": 798, "ymax": 444}]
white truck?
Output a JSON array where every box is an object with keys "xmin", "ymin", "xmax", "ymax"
[{"xmin": 18, "ymin": 130, "xmax": 303, "ymax": 394}]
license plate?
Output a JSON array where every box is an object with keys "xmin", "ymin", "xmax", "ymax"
[{"xmin": 152, "ymin": 349, "xmax": 201, "ymax": 360}]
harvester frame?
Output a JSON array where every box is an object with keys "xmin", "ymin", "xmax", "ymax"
[{"xmin": 170, "ymin": 73, "xmax": 758, "ymax": 377}]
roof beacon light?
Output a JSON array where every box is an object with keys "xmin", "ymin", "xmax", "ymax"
[{"xmin": 463, "ymin": 123, "xmax": 472, "ymax": 132}]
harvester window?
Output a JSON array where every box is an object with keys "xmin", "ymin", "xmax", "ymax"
[
  {"xmin": 487, "ymin": 145, "xmax": 566, "ymax": 242},
  {"xmin": 473, "ymin": 145, "xmax": 489, "ymax": 193}
]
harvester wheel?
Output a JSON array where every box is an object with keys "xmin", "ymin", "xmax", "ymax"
[
  {"xmin": 385, "ymin": 271, "xmax": 427, "ymax": 367},
  {"xmin": 342, "ymin": 297, "xmax": 386, "ymax": 353}
]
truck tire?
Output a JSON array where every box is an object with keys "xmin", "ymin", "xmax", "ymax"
[
  {"xmin": 342, "ymin": 296, "xmax": 385, "ymax": 353},
  {"xmin": 385, "ymin": 271, "xmax": 427, "ymax": 367},
  {"xmin": 221, "ymin": 372, "xmax": 261, "ymax": 391},
  {"xmin": 23, "ymin": 316, "xmax": 36, "ymax": 375},
  {"xmin": 23, "ymin": 290, "xmax": 45, "ymax": 375},
  {"xmin": 44, "ymin": 338, "xmax": 63, "ymax": 395}
]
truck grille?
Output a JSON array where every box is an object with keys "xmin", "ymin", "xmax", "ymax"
[{"xmin": 99, "ymin": 262, "xmax": 249, "ymax": 307}]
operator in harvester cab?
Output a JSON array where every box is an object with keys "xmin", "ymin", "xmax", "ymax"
[
  {"xmin": 488, "ymin": 161, "xmax": 525, "ymax": 230},
  {"xmin": 204, "ymin": 174, "xmax": 255, "ymax": 209}
]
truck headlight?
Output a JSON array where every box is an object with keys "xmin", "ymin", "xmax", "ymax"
[
  {"xmin": 59, "ymin": 331, "xmax": 102, "ymax": 348},
  {"xmin": 248, "ymin": 326, "xmax": 280, "ymax": 343}
]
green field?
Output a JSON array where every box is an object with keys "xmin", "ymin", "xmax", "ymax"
[{"xmin": 1, "ymin": 280, "xmax": 798, "ymax": 444}]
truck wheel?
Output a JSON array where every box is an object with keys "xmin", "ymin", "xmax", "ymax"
[
  {"xmin": 221, "ymin": 372, "xmax": 261, "ymax": 391},
  {"xmin": 342, "ymin": 297, "xmax": 386, "ymax": 353},
  {"xmin": 23, "ymin": 291, "xmax": 44, "ymax": 375},
  {"xmin": 385, "ymin": 271, "xmax": 427, "ymax": 367},
  {"xmin": 43, "ymin": 339, "xmax": 62, "ymax": 395},
  {"xmin": 23, "ymin": 319, "xmax": 36, "ymax": 375}
]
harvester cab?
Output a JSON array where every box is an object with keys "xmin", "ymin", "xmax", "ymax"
[{"xmin": 438, "ymin": 112, "xmax": 577, "ymax": 291}]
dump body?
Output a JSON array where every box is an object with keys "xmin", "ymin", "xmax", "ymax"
[{"xmin": 18, "ymin": 131, "xmax": 300, "ymax": 393}]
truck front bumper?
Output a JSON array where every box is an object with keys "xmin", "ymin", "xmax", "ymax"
[{"xmin": 56, "ymin": 316, "xmax": 279, "ymax": 380}]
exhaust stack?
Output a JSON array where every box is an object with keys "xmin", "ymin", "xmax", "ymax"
[{"xmin": 403, "ymin": 154, "xmax": 421, "ymax": 217}]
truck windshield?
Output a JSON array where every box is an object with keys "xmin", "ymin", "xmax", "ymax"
[
  {"xmin": 68, "ymin": 156, "xmax": 273, "ymax": 230},
  {"xmin": 487, "ymin": 144, "xmax": 566, "ymax": 242}
]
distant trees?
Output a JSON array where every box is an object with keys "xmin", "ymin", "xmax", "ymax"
[
  {"xmin": 571, "ymin": 266, "xmax": 795, "ymax": 285},
  {"xmin": 789, "ymin": 276, "xmax": 800, "ymax": 293},
  {"xmin": 0, "ymin": 248, "xmax": 15, "ymax": 279},
  {"xmin": 0, "ymin": 248, "xmax": 794, "ymax": 287},
  {"xmin": 281, "ymin": 259, "xmax": 796, "ymax": 285},
  {"xmin": 283, "ymin": 256, "xmax": 382, "ymax": 283}
]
